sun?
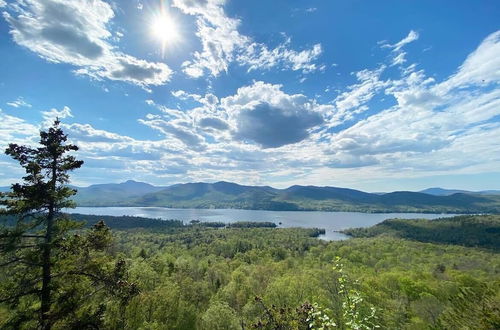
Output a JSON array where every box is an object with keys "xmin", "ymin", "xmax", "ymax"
[{"xmin": 150, "ymin": 12, "xmax": 180, "ymax": 49}]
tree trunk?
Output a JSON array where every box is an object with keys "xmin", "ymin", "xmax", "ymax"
[
  {"xmin": 40, "ymin": 206, "xmax": 53, "ymax": 330},
  {"xmin": 41, "ymin": 159, "xmax": 57, "ymax": 330}
]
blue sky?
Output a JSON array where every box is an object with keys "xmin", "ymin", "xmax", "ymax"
[{"xmin": 0, "ymin": 0, "xmax": 499, "ymax": 192}]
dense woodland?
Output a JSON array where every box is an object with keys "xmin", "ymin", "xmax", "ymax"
[
  {"xmin": 342, "ymin": 215, "xmax": 500, "ymax": 251},
  {"xmin": 1, "ymin": 213, "xmax": 499, "ymax": 329}
]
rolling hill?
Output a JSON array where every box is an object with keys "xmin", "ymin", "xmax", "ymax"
[
  {"xmin": 71, "ymin": 180, "xmax": 165, "ymax": 206},
  {"xmin": 67, "ymin": 181, "xmax": 500, "ymax": 213}
]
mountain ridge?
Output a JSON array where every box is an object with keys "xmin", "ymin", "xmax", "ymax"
[
  {"xmin": 2, "ymin": 181, "xmax": 499, "ymax": 212},
  {"xmin": 62, "ymin": 180, "xmax": 500, "ymax": 213}
]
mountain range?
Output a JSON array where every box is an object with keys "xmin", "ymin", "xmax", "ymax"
[
  {"xmin": 72, "ymin": 180, "xmax": 500, "ymax": 213},
  {"xmin": 1, "ymin": 180, "xmax": 499, "ymax": 213}
]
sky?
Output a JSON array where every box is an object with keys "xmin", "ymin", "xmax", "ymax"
[{"xmin": 0, "ymin": 0, "xmax": 499, "ymax": 192}]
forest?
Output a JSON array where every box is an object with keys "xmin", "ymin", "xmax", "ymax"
[
  {"xmin": 1, "ymin": 213, "xmax": 499, "ymax": 329},
  {"xmin": 341, "ymin": 215, "xmax": 500, "ymax": 251}
]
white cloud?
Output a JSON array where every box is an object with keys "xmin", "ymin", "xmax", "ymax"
[
  {"xmin": 0, "ymin": 1, "xmax": 7, "ymax": 8},
  {"xmin": 139, "ymin": 118, "xmax": 206, "ymax": 149},
  {"xmin": 324, "ymin": 31, "xmax": 500, "ymax": 175},
  {"xmin": 380, "ymin": 30, "xmax": 419, "ymax": 67},
  {"xmin": 3, "ymin": 27, "xmax": 499, "ymax": 188},
  {"xmin": 3, "ymin": 0, "xmax": 172, "ymax": 86},
  {"xmin": 382, "ymin": 30, "xmax": 419, "ymax": 51},
  {"xmin": 171, "ymin": 90, "xmax": 202, "ymax": 101},
  {"xmin": 64, "ymin": 123, "xmax": 134, "ymax": 143},
  {"xmin": 0, "ymin": 109, "xmax": 39, "ymax": 147},
  {"xmin": 221, "ymin": 81, "xmax": 327, "ymax": 148},
  {"xmin": 440, "ymin": 30, "xmax": 500, "ymax": 90},
  {"xmin": 330, "ymin": 66, "xmax": 388, "ymax": 126},
  {"xmin": 41, "ymin": 106, "xmax": 73, "ymax": 126},
  {"xmin": 78, "ymin": 30, "xmax": 500, "ymax": 185},
  {"xmin": 172, "ymin": 0, "xmax": 322, "ymax": 77},
  {"xmin": 240, "ymin": 41, "xmax": 322, "ymax": 74},
  {"xmin": 7, "ymin": 97, "xmax": 32, "ymax": 108},
  {"xmin": 142, "ymin": 81, "xmax": 331, "ymax": 149}
]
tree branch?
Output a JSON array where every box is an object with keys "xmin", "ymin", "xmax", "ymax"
[{"xmin": 0, "ymin": 289, "xmax": 40, "ymax": 303}]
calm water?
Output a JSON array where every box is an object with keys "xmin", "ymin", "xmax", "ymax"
[{"xmin": 70, "ymin": 207, "xmax": 456, "ymax": 241}]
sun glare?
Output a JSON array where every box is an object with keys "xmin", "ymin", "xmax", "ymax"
[{"xmin": 150, "ymin": 12, "xmax": 180, "ymax": 49}]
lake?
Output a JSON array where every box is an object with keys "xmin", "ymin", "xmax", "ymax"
[{"xmin": 70, "ymin": 207, "xmax": 457, "ymax": 241}]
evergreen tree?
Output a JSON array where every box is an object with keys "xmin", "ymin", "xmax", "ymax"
[{"xmin": 0, "ymin": 120, "xmax": 137, "ymax": 329}]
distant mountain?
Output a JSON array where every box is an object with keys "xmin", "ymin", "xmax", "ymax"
[
  {"xmin": 419, "ymin": 188, "xmax": 471, "ymax": 196},
  {"xmin": 74, "ymin": 180, "xmax": 165, "ymax": 206},
  {"xmin": 3, "ymin": 180, "xmax": 497, "ymax": 213},
  {"xmin": 133, "ymin": 181, "xmax": 289, "ymax": 210},
  {"xmin": 420, "ymin": 187, "xmax": 500, "ymax": 196},
  {"xmin": 480, "ymin": 190, "xmax": 500, "ymax": 195},
  {"xmin": 69, "ymin": 181, "xmax": 500, "ymax": 213}
]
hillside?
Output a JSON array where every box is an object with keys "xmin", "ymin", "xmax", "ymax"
[
  {"xmin": 73, "ymin": 180, "xmax": 165, "ymax": 206},
  {"xmin": 68, "ymin": 181, "xmax": 500, "ymax": 213},
  {"xmin": 341, "ymin": 214, "xmax": 500, "ymax": 250}
]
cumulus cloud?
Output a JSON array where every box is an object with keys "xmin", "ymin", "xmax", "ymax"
[
  {"xmin": 3, "ymin": 27, "xmax": 499, "ymax": 188},
  {"xmin": 198, "ymin": 117, "xmax": 229, "ymax": 130},
  {"xmin": 0, "ymin": 110, "xmax": 196, "ymax": 185},
  {"xmin": 172, "ymin": 0, "xmax": 322, "ymax": 77},
  {"xmin": 143, "ymin": 81, "xmax": 329, "ymax": 149},
  {"xmin": 233, "ymin": 102, "xmax": 323, "ymax": 148},
  {"xmin": 222, "ymin": 82, "xmax": 326, "ymax": 148},
  {"xmin": 139, "ymin": 118, "xmax": 205, "ymax": 149},
  {"xmin": 3, "ymin": 0, "xmax": 172, "ymax": 86},
  {"xmin": 76, "ymin": 29, "xmax": 500, "ymax": 185}
]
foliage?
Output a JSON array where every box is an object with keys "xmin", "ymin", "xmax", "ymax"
[
  {"xmin": 332, "ymin": 257, "xmax": 379, "ymax": 329},
  {"xmin": 70, "ymin": 213, "xmax": 184, "ymax": 230},
  {"xmin": 228, "ymin": 222, "xmax": 277, "ymax": 228},
  {"xmin": 342, "ymin": 214, "xmax": 500, "ymax": 251},
  {"xmin": 0, "ymin": 121, "xmax": 137, "ymax": 329},
  {"xmin": 200, "ymin": 301, "xmax": 240, "ymax": 329},
  {"xmin": 0, "ymin": 218, "xmax": 488, "ymax": 329}
]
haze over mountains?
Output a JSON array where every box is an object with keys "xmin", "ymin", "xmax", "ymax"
[
  {"xmin": 66, "ymin": 180, "xmax": 500, "ymax": 213},
  {"xmin": 418, "ymin": 188, "xmax": 500, "ymax": 196}
]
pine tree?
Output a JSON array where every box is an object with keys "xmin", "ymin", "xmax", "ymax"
[{"xmin": 0, "ymin": 120, "xmax": 138, "ymax": 329}]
